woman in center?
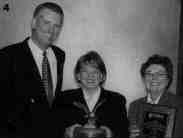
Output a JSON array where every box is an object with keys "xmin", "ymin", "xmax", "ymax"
[{"xmin": 54, "ymin": 51, "xmax": 129, "ymax": 138}]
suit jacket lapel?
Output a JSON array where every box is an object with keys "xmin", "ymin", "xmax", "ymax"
[
  {"xmin": 22, "ymin": 38, "xmax": 42, "ymax": 83},
  {"xmin": 142, "ymin": 97, "xmax": 147, "ymax": 103},
  {"xmin": 142, "ymin": 91, "xmax": 170, "ymax": 106},
  {"xmin": 78, "ymin": 88, "xmax": 89, "ymax": 108},
  {"xmin": 72, "ymin": 88, "xmax": 89, "ymax": 113},
  {"xmin": 93, "ymin": 87, "xmax": 107, "ymax": 112},
  {"xmin": 51, "ymin": 46, "xmax": 64, "ymax": 95},
  {"xmin": 17, "ymin": 38, "xmax": 45, "ymax": 97},
  {"xmin": 158, "ymin": 92, "xmax": 170, "ymax": 105},
  {"xmin": 74, "ymin": 88, "xmax": 108, "ymax": 113},
  {"xmin": 142, "ymin": 92, "xmax": 169, "ymax": 105}
]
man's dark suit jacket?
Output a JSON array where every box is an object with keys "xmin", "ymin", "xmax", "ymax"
[
  {"xmin": 54, "ymin": 87, "xmax": 129, "ymax": 138},
  {"xmin": 0, "ymin": 38, "xmax": 65, "ymax": 138},
  {"xmin": 128, "ymin": 92, "xmax": 183, "ymax": 138}
]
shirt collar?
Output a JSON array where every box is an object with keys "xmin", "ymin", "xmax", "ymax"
[
  {"xmin": 147, "ymin": 92, "xmax": 162, "ymax": 104},
  {"xmin": 28, "ymin": 38, "xmax": 52, "ymax": 56},
  {"xmin": 83, "ymin": 87, "xmax": 101, "ymax": 101}
]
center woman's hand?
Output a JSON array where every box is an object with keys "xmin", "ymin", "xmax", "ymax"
[
  {"xmin": 64, "ymin": 124, "xmax": 82, "ymax": 138},
  {"xmin": 100, "ymin": 125, "xmax": 113, "ymax": 138},
  {"xmin": 129, "ymin": 124, "xmax": 140, "ymax": 138}
]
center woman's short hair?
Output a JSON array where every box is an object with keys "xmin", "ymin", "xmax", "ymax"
[{"xmin": 74, "ymin": 51, "xmax": 107, "ymax": 85}]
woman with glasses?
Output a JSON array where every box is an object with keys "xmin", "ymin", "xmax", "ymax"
[{"xmin": 128, "ymin": 54, "xmax": 183, "ymax": 138}]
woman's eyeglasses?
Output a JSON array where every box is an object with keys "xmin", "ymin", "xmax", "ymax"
[{"xmin": 144, "ymin": 72, "xmax": 168, "ymax": 79}]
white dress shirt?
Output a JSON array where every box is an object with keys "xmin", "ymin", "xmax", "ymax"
[
  {"xmin": 83, "ymin": 87, "xmax": 101, "ymax": 112},
  {"xmin": 146, "ymin": 93, "xmax": 162, "ymax": 104},
  {"xmin": 28, "ymin": 39, "xmax": 57, "ymax": 95}
]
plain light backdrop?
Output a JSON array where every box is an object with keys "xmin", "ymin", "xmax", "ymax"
[{"xmin": 0, "ymin": 0, "xmax": 180, "ymax": 108}]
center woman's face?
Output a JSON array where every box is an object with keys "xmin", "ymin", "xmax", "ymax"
[
  {"xmin": 78, "ymin": 64, "xmax": 103, "ymax": 90},
  {"xmin": 143, "ymin": 64, "xmax": 169, "ymax": 94}
]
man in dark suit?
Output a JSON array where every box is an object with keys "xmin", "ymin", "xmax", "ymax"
[
  {"xmin": 54, "ymin": 51, "xmax": 129, "ymax": 138},
  {"xmin": 0, "ymin": 2, "xmax": 65, "ymax": 138}
]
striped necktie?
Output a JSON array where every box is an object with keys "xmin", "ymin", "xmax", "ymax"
[{"xmin": 42, "ymin": 51, "xmax": 54, "ymax": 106}]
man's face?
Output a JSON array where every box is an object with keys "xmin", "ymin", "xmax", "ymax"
[
  {"xmin": 31, "ymin": 8, "xmax": 63, "ymax": 48},
  {"xmin": 143, "ymin": 64, "xmax": 169, "ymax": 95}
]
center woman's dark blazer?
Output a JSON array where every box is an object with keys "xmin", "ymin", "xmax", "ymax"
[
  {"xmin": 54, "ymin": 87, "xmax": 129, "ymax": 138},
  {"xmin": 0, "ymin": 38, "xmax": 65, "ymax": 137}
]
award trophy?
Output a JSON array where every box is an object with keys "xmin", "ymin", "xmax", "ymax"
[
  {"xmin": 73, "ymin": 101, "xmax": 106, "ymax": 138},
  {"xmin": 140, "ymin": 103, "xmax": 176, "ymax": 138}
]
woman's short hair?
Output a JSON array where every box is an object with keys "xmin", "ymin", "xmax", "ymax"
[
  {"xmin": 140, "ymin": 54, "xmax": 173, "ymax": 89},
  {"xmin": 74, "ymin": 51, "xmax": 107, "ymax": 85}
]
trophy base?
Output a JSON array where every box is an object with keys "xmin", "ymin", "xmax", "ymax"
[{"xmin": 74, "ymin": 127, "xmax": 106, "ymax": 138}]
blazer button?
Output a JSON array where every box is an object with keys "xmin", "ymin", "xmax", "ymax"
[{"xmin": 30, "ymin": 98, "xmax": 35, "ymax": 103}]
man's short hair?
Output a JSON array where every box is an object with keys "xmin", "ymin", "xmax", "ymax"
[{"xmin": 33, "ymin": 2, "xmax": 64, "ymax": 23}]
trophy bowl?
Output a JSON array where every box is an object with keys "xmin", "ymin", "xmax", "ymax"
[
  {"xmin": 72, "ymin": 101, "xmax": 107, "ymax": 138},
  {"xmin": 74, "ymin": 126, "xmax": 106, "ymax": 138}
]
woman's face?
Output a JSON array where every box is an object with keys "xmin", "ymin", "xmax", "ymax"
[
  {"xmin": 77, "ymin": 64, "xmax": 103, "ymax": 90},
  {"xmin": 143, "ymin": 64, "xmax": 169, "ymax": 94}
]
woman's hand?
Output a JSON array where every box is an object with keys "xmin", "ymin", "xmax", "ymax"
[
  {"xmin": 129, "ymin": 124, "xmax": 140, "ymax": 138},
  {"xmin": 100, "ymin": 125, "xmax": 113, "ymax": 138},
  {"xmin": 64, "ymin": 124, "xmax": 82, "ymax": 138}
]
